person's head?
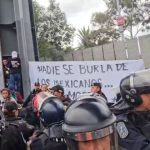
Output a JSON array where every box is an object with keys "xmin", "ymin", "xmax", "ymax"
[
  {"xmin": 3, "ymin": 101, "xmax": 19, "ymax": 118},
  {"xmin": 34, "ymin": 82, "xmax": 40, "ymax": 90},
  {"xmin": 40, "ymin": 84, "xmax": 48, "ymax": 92},
  {"xmin": 120, "ymin": 69, "xmax": 150, "ymax": 111},
  {"xmin": 1, "ymin": 88, "xmax": 11, "ymax": 100},
  {"xmin": 51, "ymin": 85, "xmax": 64, "ymax": 99},
  {"xmin": 2, "ymin": 59, "xmax": 8, "ymax": 66},
  {"xmin": 63, "ymin": 95, "xmax": 117, "ymax": 150},
  {"xmin": 90, "ymin": 83, "xmax": 102, "ymax": 94}
]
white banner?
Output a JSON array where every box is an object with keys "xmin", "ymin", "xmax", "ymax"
[{"xmin": 29, "ymin": 60, "xmax": 145, "ymax": 101}]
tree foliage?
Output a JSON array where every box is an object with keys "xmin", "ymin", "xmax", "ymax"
[
  {"xmin": 78, "ymin": 27, "xmax": 95, "ymax": 48},
  {"xmin": 33, "ymin": 0, "xmax": 74, "ymax": 60},
  {"xmin": 78, "ymin": 12, "xmax": 119, "ymax": 49},
  {"xmin": 104, "ymin": 0, "xmax": 150, "ymax": 38},
  {"xmin": 91, "ymin": 12, "xmax": 119, "ymax": 45},
  {"xmin": 78, "ymin": 0, "xmax": 150, "ymax": 49}
]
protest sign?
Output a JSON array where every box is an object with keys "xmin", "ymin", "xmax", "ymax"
[{"xmin": 29, "ymin": 60, "xmax": 145, "ymax": 101}]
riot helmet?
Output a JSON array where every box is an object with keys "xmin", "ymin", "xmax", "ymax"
[
  {"xmin": 33, "ymin": 92, "xmax": 52, "ymax": 112},
  {"xmin": 63, "ymin": 95, "xmax": 117, "ymax": 150},
  {"xmin": 76, "ymin": 93, "xmax": 107, "ymax": 104},
  {"xmin": 39, "ymin": 96, "xmax": 65, "ymax": 127},
  {"xmin": 120, "ymin": 69, "xmax": 150, "ymax": 106},
  {"xmin": 34, "ymin": 92, "xmax": 66, "ymax": 142}
]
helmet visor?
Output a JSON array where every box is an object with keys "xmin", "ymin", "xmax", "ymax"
[
  {"xmin": 64, "ymin": 125, "xmax": 118, "ymax": 150},
  {"xmin": 63, "ymin": 126, "xmax": 113, "ymax": 142}
]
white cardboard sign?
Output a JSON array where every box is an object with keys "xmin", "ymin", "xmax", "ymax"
[{"xmin": 29, "ymin": 60, "xmax": 145, "ymax": 101}]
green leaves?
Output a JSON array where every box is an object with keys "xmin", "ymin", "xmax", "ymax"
[
  {"xmin": 33, "ymin": 0, "xmax": 74, "ymax": 60},
  {"xmin": 104, "ymin": 0, "xmax": 150, "ymax": 39},
  {"xmin": 77, "ymin": 11, "xmax": 119, "ymax": 49}
]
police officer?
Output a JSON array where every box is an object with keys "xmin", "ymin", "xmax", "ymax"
[
  {"xmin": 63, "ymin": 95, "xmax": 118, "ymax": 150},
  {"xmin": 28, "ymin": 95, "xmax": 67, "ymax": 150},
  {"xmin": 0, "ymin": 101, "xmax": 34, "ymax": 150},
  {"xmin": 114, "ymin": 69, "xmax": 150, "ymax": 150}
]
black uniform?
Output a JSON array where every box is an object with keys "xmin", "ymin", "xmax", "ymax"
[
  {"xmin": 112, "ymin": 99, "xmax": 150, "ymax": 150},
  {"xmin": 29, "ymin": 95, "xmax": 67, "ymax": 150},
  {"xmin": 114, "ymin": 69, "xmax": 150, "ymax": 150},
  {"xmin": 30, "ymin": 126, "xmax": 67, "ymax": 150},
  {"xmin": 0, "ymin": 117, "xmax": 34, "ymax": 150},
  {"xmin": 116, "ymin": 111, "xmax": 150, "ymax": 150}
]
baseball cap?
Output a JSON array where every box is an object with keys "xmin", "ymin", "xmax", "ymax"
[
  {"xmin": 91, "ymin": 83, "xmax": 102, "ymax": 88},
  {"xmin": 50, "ymin": 85, "xmax": 64, "ymax": 94}
]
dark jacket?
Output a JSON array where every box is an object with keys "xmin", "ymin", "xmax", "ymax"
[
  {"xmin": 10, "ymin": 58, "xmax": 21, "ymax": 74},
  {"xmin": 113, "ymin": 100, "xmax": 150, "ymax": 150},
  {"xmin": 23, "ymin": 89, "xmax": 41, "ymax": 108},
  {"xmin": 0, "ymin": 117, "xmax": 34, "ymax": 150},
  {"xmin": 30, "ymin": 136, "xmax": 67, "ymax": 150},
  {"xmin": 30, "ymin": 127, "xmax": 67, "ymax": 150}
]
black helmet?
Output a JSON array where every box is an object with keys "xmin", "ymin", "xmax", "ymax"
[
  {"xmin": 63, "ymin": 95, "xmax": 117, "ymax": 150},
  {"xmin": 120, "ymin": 69, "xmax": 150, "ymax": 106},
  {"xmin": 63, "ymin": 95, "xmax": 116, "ymax": 141},
  {"xmin": 76, "ymin": 93, "xmax": 107, "ymax": 105},
  {"xmin": 40, "ymin": 97, "xmax": 65, "ymax": 127}
]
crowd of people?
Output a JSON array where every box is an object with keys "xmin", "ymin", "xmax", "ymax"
[{"xmin": 0, "ymin": 69, "xmax": 150, "ymax": 150}]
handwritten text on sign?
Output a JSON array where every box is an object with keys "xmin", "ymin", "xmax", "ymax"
[{"xmin": 29, "ymin": 60, "xmax": 145, "ymax": 100}]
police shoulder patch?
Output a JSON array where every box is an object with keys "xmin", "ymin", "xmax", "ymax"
[{"xmin": 116, "ymin": 121, "xmax": 129, "ymax": 139}]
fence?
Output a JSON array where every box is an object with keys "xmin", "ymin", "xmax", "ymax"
[{"xmin": 64, "ymin": 34, "xmax": 150, "ymax": 69}]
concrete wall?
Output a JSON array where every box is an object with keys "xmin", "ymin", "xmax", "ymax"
[
  {"xmin": 139, "ymin": 35, "xmax": 150, "ymax": 68},
  {"xmin": 0, "ymin": 0, "xmax": 35, "ymax": 98},
  {"xmin": 0, "ymin": 0, "xmax": 15, "ymax": 24},
  {"xmin": 64, "ymin": 35, "xmax": 150, "ymax": 69},
  {"xmin": 92, "ymin": 46, "xmax": 104, "ymax": 60}
]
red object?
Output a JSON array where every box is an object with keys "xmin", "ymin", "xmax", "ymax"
[
  {"xmin": 16, "ymin": 92, "xmax": 23, "ymax": 104},
  {"xmin": 116, "ymin": 16, "xmax": 125, "ymax": 26},
  {"xmin": 33, "ymin": 92, "xmax": 54, "ymax": 116}
]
